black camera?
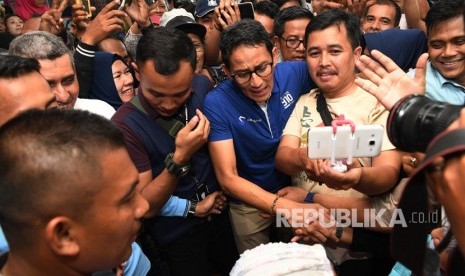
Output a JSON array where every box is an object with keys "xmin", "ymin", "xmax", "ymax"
[{"xmin": 387, "ymin": 95, "xmax": 462, "ymax": 152}]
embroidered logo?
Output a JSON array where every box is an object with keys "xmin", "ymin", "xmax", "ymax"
[{"xmin": 208, "ymin": 0, "xmax": 217, "ymax": 6}]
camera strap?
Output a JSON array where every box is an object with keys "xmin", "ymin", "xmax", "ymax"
[
  {"xmin": 316, "ymin": 90, "xmax": 333, "ymax": 126},
  {"xmin": 392, "ymin": 128, "xmax": 465, "ymax": 275}
]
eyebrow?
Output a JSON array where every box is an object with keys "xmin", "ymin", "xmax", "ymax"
[{"xmin": 119, "ymin": 179, "xmax": 139, "ymax": 204}]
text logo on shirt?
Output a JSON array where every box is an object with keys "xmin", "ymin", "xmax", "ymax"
[
  {"xmin": 281, "ymin": 91, "xmax": 294, "ymax": 109},
  {"xmin": 238, "ymin": 116, "xmax": 262, "ymax": 125}
]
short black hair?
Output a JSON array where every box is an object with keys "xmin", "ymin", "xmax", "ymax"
[
  {"xmin": 0, "ymin": 109, "xmax": 126, "ymax": 250},
  {"xmin": 363, "ymin": 0, "xmax": 402, "ymax": 27},
  {"xmin": 274, "ymin": 6, "xmax": 314, "ymax": 38},
  {"xmin": 0, "ymin": 55, "xmax": 40, "ymax": 79},
  {"xmin": 305, "ymin": 9, "xmax": 362, "ymax": 50},
  {"xmin": 254, "ymin": 1, "xmax": 280, "ymax": 19},
  {"xmin": 426, "ymin": 0, "xmax": 465, "ymax": 36},
  {"xmin": 220, "ymin": 19, "xmax": 274, "ymax": 69},
  {"xmin": 136, "ymin": 27, "xmax": 196, "ymax": 75}
]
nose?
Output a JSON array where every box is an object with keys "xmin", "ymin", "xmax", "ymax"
[
  {"xmin": 123, "ymin": 73, "xmax": 134, "ymax": 86},
  {"xmin": 371, "ymin": 20, "xmax": 381, "ymax": 31},
  {"xmin": 443, "ymin": 43, "xmax": 456, "ymax": 57},
  {"xmin": 161, "ymin": 98, "xmax": 177, "ymax": 111},
  {"xmin": 249, "ymin": 72, "xmax": 263, "ymax": 88},
  {"xmin": 319, "ymin": 52, "xmax": 329, "ymax": 66},
  {"xmin": 52, "ymin": 85, "xmax": 71, "ymax": 106},
  {"xmin": 296, "ymin": 40, "xmax": 305, "ymax": 52}
]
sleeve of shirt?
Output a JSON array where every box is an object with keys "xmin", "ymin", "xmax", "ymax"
[
  {"xmin": 159, "ymin": 196, "xmax": 190, "ymax": 217},
  {"xmin": 74, "ymin": 42, "xmax": 97, "ymax": 99},
  {"xmin": 295, "ymin": 61, "xmax": 316, "ymax": 94},
  {"xmin": 203, "ymin": 89, "xmax": 233, "ymax": 141},
  {"xmin": 111, "ymin": 116, "xmax": 152, "ymax": 172}
]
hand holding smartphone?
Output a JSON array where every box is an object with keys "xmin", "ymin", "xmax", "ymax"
[{"xmin": 75, "ymin": 0, "xmax": 93, "ymax": 18}]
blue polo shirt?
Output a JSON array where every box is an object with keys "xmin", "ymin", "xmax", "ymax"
[
  {"xmin": 204, "ymin": 61, "xmax": 315, "ymax": 203},
  {"xmin": 408, "ymin": 62, "xmax": 465, "ymax": 105}
]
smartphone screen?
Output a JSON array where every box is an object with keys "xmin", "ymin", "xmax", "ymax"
[{"xmin": 238, "ymin": 2, "xmax": 254, "ymax": 20}]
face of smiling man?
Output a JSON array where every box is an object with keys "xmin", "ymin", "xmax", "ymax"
[{"xmin": 428, "ymin": 15, "xmax": 465, "ymax": 86}]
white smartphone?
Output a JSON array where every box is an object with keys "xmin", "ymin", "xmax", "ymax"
[{"xmin": 307, "ymin": 125, "xmax": 384, "ymax": 160}]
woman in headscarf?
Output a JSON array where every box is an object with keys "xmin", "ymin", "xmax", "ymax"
[
  {"xmin": 91, "ymin": 52, "xmax": 135, "ymax": 110},
  {"xmin": 14, "ymin": 0, "xmax": 49, "ymax": 21}
]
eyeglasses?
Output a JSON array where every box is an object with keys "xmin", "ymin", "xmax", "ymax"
[
  {"xmin": 230, "ymin": 62, "xmax": 273, "ymax": 84},
  {"xmin": 280, "ymin": 37, "xmax": 305, "ymax": 49}
]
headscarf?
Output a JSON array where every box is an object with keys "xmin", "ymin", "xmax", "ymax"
[
  {"xmin": 363, "ymin": 28, "xmax": 427, "ymax": 72},
  {"xmin": 14, "ymin": 0, "xmax": 50, "ymax": 21},
  {"xmin": 91, "ymin": 52, "xmax": 128, "ymax": 110}
]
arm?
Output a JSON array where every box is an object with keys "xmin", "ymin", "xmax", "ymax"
[
  {"xmin": 139, "ymin": 110, "xmax": 210, "ymax": 217},
  {"xmin": 403, "ymin": 0, "xmax": 427, "ymax": 32},
  {"xmin": 209, "ymin": 139, "xmax": 277, "ymax": 211},
  {"xmin": 276, "ymin": 135, "xmax": 315, "ymax": 177},
  {"xmin": 73, "ymin": 0, "xmax": 126, "ymax": 98},
  {"xmin": 209, "ymin": 139, "xmax": 338, "ymax": 243}
]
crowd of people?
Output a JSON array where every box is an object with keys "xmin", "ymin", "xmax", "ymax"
[{"xmin": 0, "ymin": 0, "xmax": 464, "ymax": 275}]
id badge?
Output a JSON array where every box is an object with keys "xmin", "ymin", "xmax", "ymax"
[{"xmin": 194, "ymin": 182, "xmax": 210, "ymax": 201}]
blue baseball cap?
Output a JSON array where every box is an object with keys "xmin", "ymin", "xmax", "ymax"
[{"xmin": 194, "ymin": 0, "xmax": 219, "ymax": 18}]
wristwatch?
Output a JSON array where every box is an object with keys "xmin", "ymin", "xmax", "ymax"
[
  {"xmin": 187, "ymin": 200, "xmax": 197, "ymax": 218},
  {"xmin": 164, "ymin": 153, "xmax": 191, "ymax": 177}
]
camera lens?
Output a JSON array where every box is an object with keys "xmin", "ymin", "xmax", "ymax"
[{"xmin": 387, "ymin": 95, "xmax": 462, "ymax": 152}]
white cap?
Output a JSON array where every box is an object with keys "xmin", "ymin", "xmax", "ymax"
[{"xmin": 159, "ymin": 8, "xmax": 195, "ymax": 27}]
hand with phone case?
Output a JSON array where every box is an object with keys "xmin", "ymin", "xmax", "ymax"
[
  {"xmin": 214, "ymin": 0, "xmax": 241, "ymax": 32},
  {"xmin": 79, "ymin": 0, "xmax": 126, "ymax": 46}
]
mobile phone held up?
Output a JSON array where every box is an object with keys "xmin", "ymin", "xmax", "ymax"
[
  {"xmin": 221, "ymin": 2, "xmax": 254, "ymax": 21},
  {"xmin": 76, "ymin": 0, "xmax": 93, "ymax": 18},
  {"xmin": 238, "ymin": 2, "xmax": 254, "ymax": 19},
  {"xmin": 307, "ymin": 125, "xmax": 384, "ymax": 160}
]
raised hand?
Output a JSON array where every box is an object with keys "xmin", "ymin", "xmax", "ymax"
[
  {"xmin": 173, "ymin": 109, "xmax": 210, "ymax": 165},
  {"xmin": 214, "ymin": 0, "xmax": 240, "ymax": 32},
  {"xmin": 80, "ymin": 0, "xmax": 127, "ymax": 45},
  {"xmin": 355, "ymin": 49, "xmax": 428, "ymax": 111},
  {"xmin": 124, "ymin": 0, "xmax": 150, "ymax": 28},
  {"xmin": 39, "ymin": 0, "xmax": 68, "ymax": 34}
]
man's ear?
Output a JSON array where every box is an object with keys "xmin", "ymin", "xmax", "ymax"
[
  {"xmin": 132, "ymin": 62, "xmax": 140, "ymax": 82},
  {"xmin": 272, "ymin": 46, "xmax": 279, "ymax": 65},
  {"xmin": 222, "ymin": 64, "xmax": 231, "ymax": 78},
  {"xmin": 354, "ymin": 46, "xmax": 363, "ymax": 60},
  {"xmin": 45, "ymin": 217, "xmax": 80, "ymax": 257},
  {"xmin": 273, "ymin": 35, "xmax": 280, "ymax": 50}
]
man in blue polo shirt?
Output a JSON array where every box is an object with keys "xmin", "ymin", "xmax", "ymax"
[
  {"xmin": 111, "ymin": 27, "xmax": 238, "ymax": 275},
  {"xmin": 204, "ymin": 19, "xmax": 337, "ymax": 253},
  {"xmin": 407, "ymin": 0, "xmax": 465, "ymax": 106}
]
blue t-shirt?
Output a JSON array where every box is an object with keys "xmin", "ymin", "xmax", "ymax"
[{"xmin": 204, "ymin": 61, "xmax": 315, "ymax": 202}]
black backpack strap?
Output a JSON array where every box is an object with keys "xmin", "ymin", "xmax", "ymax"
[
  {"xmin": 316, "ymin": 90, "xmax": 333, "ymax": 126},
  {"xmin": 130, "ymin": 96, "xmax": 184, "ymax": 139}
]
